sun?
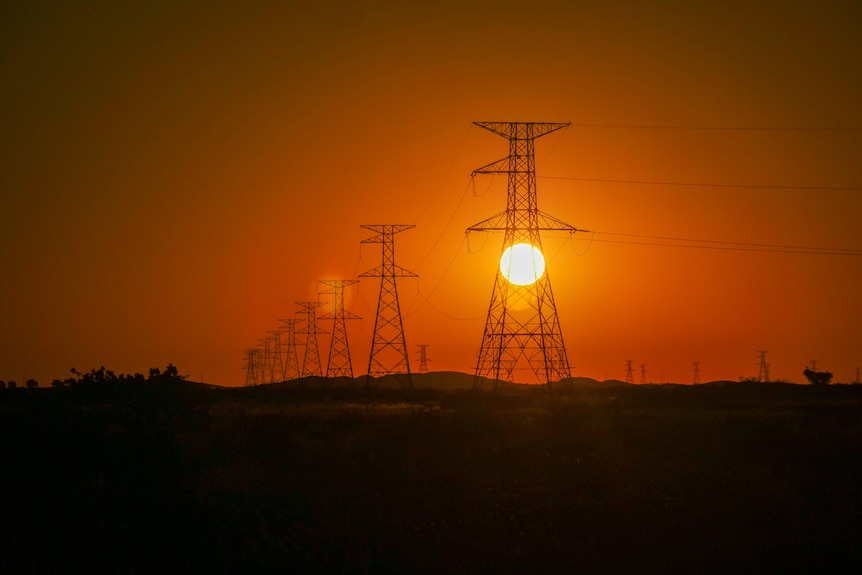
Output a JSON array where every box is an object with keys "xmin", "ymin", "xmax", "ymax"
[{"xmin": 499, "ymin": 243, "xmax": 546, "ymax": 285}]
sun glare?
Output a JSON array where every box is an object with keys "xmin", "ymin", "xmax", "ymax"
[{"xmin": 500, "ymin": 243, "xmax": 545, "ymax": 286}]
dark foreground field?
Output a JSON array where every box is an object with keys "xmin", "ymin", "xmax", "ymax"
[{"xmin": 3, "ymin": 378, "xmax": 862, "ymax": 573}]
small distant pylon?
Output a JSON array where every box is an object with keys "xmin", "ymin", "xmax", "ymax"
[
  {"xmin": 319, "ymin": 279, "xmax": 361, "ymax": 379},
  {"xmin": 416, "ymin": 344, "xmax": 431, "ymax": 374},
  {"xmin": 278, "ymin": 318, "xmax": 302, "ymax": 380},
  {"xmin": 243, "ymin": 348, "xmax": 261, "ymax": 386},
  {"xmin": 757, "ymin": 351, "xmax": 770, "ymax": 383},
  {"xmin": 640, "ymin": 364, "xmax": 647, "ymax": 384},
  {"xmin": 625, "ymin": 360, "xmax": 634, "ymax": 384},
  {"xmin": 297, "ymin": 301, "xmax": 328, "ymax": 378},
  {"xmin": 258, "ymin": 337, "xmax": 273, "ymax": 384},
  {"xmin": 360, "ymin": 224, "xmax": 417, "ymax": 387},
  {"xmin": 693, "ymin": 361, "xmax": 701, "ymax": 385},
  {"xmin": 267, "ymin": 329, "xmax": 286, "ymax": 382}
]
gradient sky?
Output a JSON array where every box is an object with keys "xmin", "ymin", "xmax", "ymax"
[{"xmin": 2, "ymin": 0, "xmax": 861, "ymax": 385}]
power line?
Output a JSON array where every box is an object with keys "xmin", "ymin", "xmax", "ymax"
[
  {"xmin": 592, "ymin": 232, "xmax": 862, "ymax": 255},
  {"xmin": 541, "ymin": 175, "xmax": 862, "ymax": 191},
  {"xmin": 570, "ymin": 122, "xmax": 862, "ymax": 132}
]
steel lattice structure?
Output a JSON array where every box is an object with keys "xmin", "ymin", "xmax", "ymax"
[
  {"xmin": 319, "ymin": 279, "xmax": 361, "ymax": 379},
  {"xmin": 416, "ymin": 344, "xmax": 431, "ymax": 374},
  {"xmin": 360, "ymin": 224, "xmax": 416, "ymax": 386},
  {"xmin": 243, "ymin": 348, "xmax": 261, "ymax": 386},
  {"xmin": 277, "ymin": 318, "xmax": 302, "ymax": 381},
  {"xmin": 296, "ymin": 301, "xmax": 327, "ymax": 378},
  {"xmin": 266, "ymin": 329, "xmax": 286, "ymax": 383},
  {"xmin": 467, "ymin": 121, "xmax": 577, "ymax": 389}
]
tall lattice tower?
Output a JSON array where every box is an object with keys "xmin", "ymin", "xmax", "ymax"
[
  {"xmin": 467, "ymin": 122, "xmax": 577, "ymax": 389},
  {"xmin": 360, "ymin": 224, "xmax": 416, "ymax": 386},
  {"xmin": 625, "ymin": 360, "xmax": 635, "ymax": 384},
  {"xmin": 640, "ymin": 364, "xmax": 647, "ymax": 384},
  {"xmin": 297, "ymin": 301, "xmax": 327, "ymax": 378},
  {"xmin": 278, "ymin": 318, "xmax": 302, "ymax": 380},
  {"xmin": 258, "ymin": 337, "xmax": 274, "ymax": 384},
  {"xmin": 267, "ymin": 329, "xmax": 286, "ymax": 382},
  {"xmin": 319, "ymin": 279, "xmax": 361, "ymax": 379},
  {"xmin": 243, "ymin": 348, "xmax": 261, "ymax": 386},
  {"xmin": 757, "ymin": 351, "xmax": 770, "ymax": 383},
  {"xmin": 693, "ymin": 361, "xmax": 701, "ymax": 385},
  {"xmin": 416, "ymin": 344, "xmax": 431, "ymax": 374}
]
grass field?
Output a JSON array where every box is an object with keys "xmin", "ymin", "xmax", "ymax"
[{"xmin": 3, "ymin": 377, "xmax": 862, "ymax": 573}]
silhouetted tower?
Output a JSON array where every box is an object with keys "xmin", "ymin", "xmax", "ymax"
[
  {"xmin": 757, "ymin": 351, "xmax": 770, "ymax": 383},
  {"xmin": 693, "ymin": 361, "xmax": 701, "ymax": 385},
  {"xmin": 416, "ymin": 344, "xmax": 431, "ymax": 374},
  {"xmin": 277, "ymin": 318, "xmax": 302, "ymax": 380},
  {"xmin": 319, "ymin": 279, "xmax": 361, "ymax": 379},
  {"xmin": 296, "ymin": 301, "xmax": 327, "ymax": 378},
  {"xmin": 258, "ymin": 337, "xmax": 273, "ymax": 384},
  {"xmin": 360, "ymin": 224, "xmax": 416, "ymax": 386},
  {"xmin": 640, "ymin": 364, "xmax": 647, "ymax": 384},
  {"xmin": 625, "ymin": 360, "xmax": 635, "ymax": 384},
  {"xmin": 243, "ymin": 348, "xmax": 261, "ymax": 386},
  {"xmin": 467, "ymin": 122, "xmax": 578, "ymax": 389},
  {"xmin": 267, "ymin": 329, "xmax": 286, "ymax": 382}
]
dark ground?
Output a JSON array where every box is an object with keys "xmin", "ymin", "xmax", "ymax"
[{"xmin": 3, "ymin": 378, "xmax": 862, "ymax": 573}]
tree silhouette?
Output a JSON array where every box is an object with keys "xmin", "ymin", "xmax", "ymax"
[{"xmin": 25, "ymin": 379, "xmax": 38, "ymax": 389}]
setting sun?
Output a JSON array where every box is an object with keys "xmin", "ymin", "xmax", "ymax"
[{"xmin": 499, "ymin": 243, "xmax": 546, "ymax": 286}]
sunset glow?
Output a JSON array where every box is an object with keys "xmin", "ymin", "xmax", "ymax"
[{"xmin": 500, "ymin": 243, "xmax": 545, "ymax": 286}]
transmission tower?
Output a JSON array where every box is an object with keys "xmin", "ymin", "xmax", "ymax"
[
  {"xmin": 625, "ymin": 360, "xmax": 635, "ymax": 384},
  {"xmin": 640, "ymin": 364, "xmax": 647, "ymax": 384},
  {"xmin": 319, "ymin": 279, "xmax": 361, "ymax": 379},
  {"xmin": 693, "ymin": 361, "xmax": 701, "ymax": 385},
  {"xmin": 258, "ymin": 337, "xmax": 273, "ymax": 384},
  {"xmin": 467, "ymin": 122, "xmax": 579, "ymax": 389},
  {"xmin": 757, "ymin": 351, "xmax": 770, "ymax": 383},
  {"xmin": 243, "ymin": 348, "xmax": 261, "ymax": 386},
  {"xmin": 416, "ymin": 344, "xmax": 431, "ymax": 374},
  {"xmin": 277, "ymin": 318, "xmax": 302, "ymax": 380},
  {"xmin": 296, "ymin": 301, "xmax": 327, "ymax": 378},
  {"xmin": 267, "ymin": 329, "xmax": 286, "ymax": 382},
  {"xmin": 360, "ymin": 224, "xmax": 416, "ymax": 387}
]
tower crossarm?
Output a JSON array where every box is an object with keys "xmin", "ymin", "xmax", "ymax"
[
  {"xmin": 468, "ymin": 210, "xmax": 583, "ymax": 233},
  {"xmin": 474, "ymin": 122, "xmax": 570, "ymax": 140},
  {"xmin": 360, "ymin": 265, "xmax": 417, "ymax": 278}
]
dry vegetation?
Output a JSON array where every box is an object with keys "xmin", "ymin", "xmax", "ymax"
[{"xmin": 3, "ymin": 377, "xmax": 862, "ymax": 573}]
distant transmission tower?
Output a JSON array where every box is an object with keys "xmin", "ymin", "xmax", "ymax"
[
  {"xmin": 278, "ymin": 318, "xmax": 302, "ymax": 380},
  {"xmin": 625, "ymin": 360, "xmax": 635, "ymax": 384},
  {"xmin": 693, "ymin": 361, "xmax": 701, "ymax": 385},
  {"xmin": 467, "ymin": 122, "xmax": 579, "ymax": 389},
  {"xmin": 640, "ymin": 364, "xmax": 647, "ymax": 384},
  {"xmin": 243, "ymin": 348, "xmax": 261, "ymax": 386},
  {"xmin": 258, "ymin": 337, "xmax": 273, "ymax": 384},
  {"xmin": 757, "ymin": 351, "xmax": 770, "ymax": 383},
  {"xmin": 267, "ymin": 329, "xmax": 286, "ymax": 382},
  {"xmin": 416, "ymin": 344, "xmax": 431, "ymax": 374},
  {"xmin": 360, "ymin": 224, "xmax": 416, "ymax": 387},
  {"xmin": 319, "ymin": 279, "xmax": 360, "ymax": 379},
  {"xmin": 297, "ymin": 301, "xmax": 327, "ymax": 378}
]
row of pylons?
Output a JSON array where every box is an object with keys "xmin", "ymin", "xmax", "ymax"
[
  {"xmin": 243, "ymin": 226, "xmax": 419, "ymax": 387},
  {"xmin": 245, "ymin": 121, "xmax": 582, "ymax": 390}
]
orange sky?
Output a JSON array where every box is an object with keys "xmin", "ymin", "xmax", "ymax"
[{"xmin": 2, "ymin": 0, "xmax": 861, "ymax": 385}]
